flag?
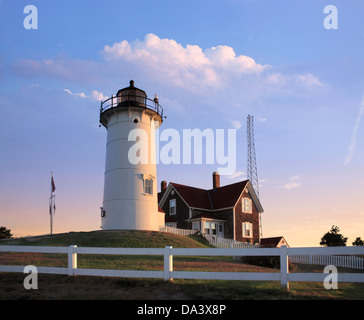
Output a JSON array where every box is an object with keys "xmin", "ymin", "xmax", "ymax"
[{"xmin": 51, "ymin": 176, "xmax": 56, "ymax": 193}]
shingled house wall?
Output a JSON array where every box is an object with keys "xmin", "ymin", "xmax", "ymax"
[
  {"xmin": 158, "ymin": 177, "xmax": 263, "ymax": 244},
  {"xmin": 234, "ymin": 190, "xmax": 260, "ymax": 244},
  {"xmin": 160, "ymin": 190, "xmax": 190, "ymax": 229}
]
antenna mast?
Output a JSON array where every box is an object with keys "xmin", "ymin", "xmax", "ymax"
[{"xmin": 247, "ymin": 115, "xmax": 262, "ymax": 238}]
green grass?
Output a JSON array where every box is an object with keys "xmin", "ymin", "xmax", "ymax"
[
  {"xmin": 1, "ymin": 230, "xmax": 364, "ymax": 300},
  {"xmin": 0, "ymin": 230, "xmax": 212, "ymax": 248}
]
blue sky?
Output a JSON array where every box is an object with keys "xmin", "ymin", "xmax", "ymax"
[{"xmin": 1, "ymin": 1, "xmax": 364, "ymax": 246}]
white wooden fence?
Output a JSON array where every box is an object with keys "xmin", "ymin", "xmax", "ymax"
[
  {"xmin": 290, "ymin": 254, "xmax": 364, "ymax": 271},
  {"xmin": 159, "ymin": 226, "xmax": 258, "ymax": 248},
  {"xmin": 159, "ymin": 226, "xmax": 198, "ymax": 236},
  {"xmin": 1, "ymin": 245, "xmax": 364, "ymax": 289},
  {"xmin": 204, "ymin": 235, "xmax": 259, "ymax": 249},
  {"xmin": 159, "ymin": 226, "xmax": 363, "ymax": 270}
]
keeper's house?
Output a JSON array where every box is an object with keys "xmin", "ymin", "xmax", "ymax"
[{"xmin": 158, "ymin": 172, "xmax": 264, "ymax": 244}]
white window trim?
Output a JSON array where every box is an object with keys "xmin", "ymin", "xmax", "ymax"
[
  {"xmin": 144, "ymin": 178, "xmax": 153, "ymax": 195},
  {"xmin": 142, "ymin": 174, "xmax": 155, "ymax": 196},
  {"xmin": 242, "ymin": 198, "xmax": 252, "ymax": 213},
  {"xmin": 169, "ymin": 199, "xmax": 176, "ymax": 215},
  {"xmin": 203, "ymin": 221, "xmax": 220, "ymax": 236},
  {"xmin": 242, "ymin": 222, "xmax": 253, "ymax": 238}
]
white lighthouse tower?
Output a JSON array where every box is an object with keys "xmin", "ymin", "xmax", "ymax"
[{"xmin": 99, "ymin": 80, "xmax": 165, "ymax": 231}]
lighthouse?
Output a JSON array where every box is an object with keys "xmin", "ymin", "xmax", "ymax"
[{"xmin": 99, "ymin": 80, "xmax": 165, "ymax": 231}]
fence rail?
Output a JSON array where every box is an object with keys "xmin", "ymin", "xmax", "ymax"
[
  {"xmin": 290, "ymin": 254, "xmax": 364, "ymax": 271},
  {"xmin": 158, "ymin": 227, "xmax": 363, "ymax": 270},
  {"xmin": 1, "ymin": 245, "xmax": 364, "ymax": 289},
  {"xmin": 160, "ymin": 226, "xmax": 258, "ymax": 248}
]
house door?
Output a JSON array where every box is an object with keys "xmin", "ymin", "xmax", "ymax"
[{"xmin": 217, "ymin": 223, "xmax": 224, "ymax": 238}]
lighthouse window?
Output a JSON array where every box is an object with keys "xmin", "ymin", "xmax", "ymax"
[{"xmin": 144, "ymin": 178, "xmax": 153, "ymax": 195}]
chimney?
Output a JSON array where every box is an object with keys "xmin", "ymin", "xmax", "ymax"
[
  {"xmin": 161, "ymin": 180, "xmax": 167, "ymax": 195},
  {"xmin": 212, "ymin": 172, "xmax": 220, "ymax": 189}
]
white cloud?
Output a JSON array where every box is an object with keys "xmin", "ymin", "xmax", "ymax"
[
  {"xmin": 64, "ymin": 89, "xmax": 86, "ymax": 98},
  {"xmin": 277, "ymin": 175, "xmax": 303, "ymax": 190},
  {"xmin": 265, "ymin": 72, "xmax": 323, "ymax": 89},
  {"xmin": 227, "ymin": 171, "xmax": 245, "ymax": 179},
  {"xmin": 103, "ymin": 33, "xmax": 269, "ymax": 89},
  {"xmin": 64, "ymin": 88, "xmax": 107, "ymax": 101},
  {"xmin": 204, "ymin": 45, "xmax": 268, "ymax": 74},
  {"xmin": 278, "ymin": 182, "xmax": 302, "ymax": 190},
  {"xmin": 91, "ymin": 90, "xmax": 107, "ymax": 101},
  {"xmin": 230, "ymin": 120, "xmax": 242, "ymax": 129},
  {"xmin": 10, "ymin": 33, "xmax": 325, "ymax": 106},
  {"xmin": 345, "ymin": 96, "xmax": 364, "ymax": 165},
  {"xmin": 289, "ymin": 175, "xmax": 302, "ymax": 181},
  {"xmin": 296, "ymin": 73, "xmax": 323, "ymax": 87}
]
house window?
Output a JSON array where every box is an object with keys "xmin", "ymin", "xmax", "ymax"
[
  {"xmin": 203, "ymin": 221, "xmax": 217, "ymax": 235},
  {"xmin": 169, "ymin": 199, "xmax": 176, "ymax": 215},
  {"xmin": 144, "ymin": 178, "xmax": 153, "ymax": 195},
  {"xmin": 204, "ymin": 222, "xmax": 210, "ymax": 235},
  {"xmin": 211, "ymin": 223, "xmax": 217, "ymax": 235},
  {"xmin": 192, "ymin": 221, "xmax": 199, "ymax": 230},
  {"xmin": 242, "ymin": 198, "xmax": 252, "ymax": 213},
  {"xmin": 242, "ymin": 222, "xmax": 253, "ymax": 238}
]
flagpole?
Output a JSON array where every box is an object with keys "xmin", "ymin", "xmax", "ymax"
[
  {"xmin": 50, "ymin": 171, "xmax": 55, "ymax": 236},
  {"xmin": 50, "ymin": 172, "xmax": 53, "ymax": 235}
]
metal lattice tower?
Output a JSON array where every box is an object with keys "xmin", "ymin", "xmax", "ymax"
[{"xmin": 247, "ymin": 115, "xmax": 262, "ymax": 238}]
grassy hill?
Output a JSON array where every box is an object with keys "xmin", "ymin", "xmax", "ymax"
[
  {"xmin": 1, "ymin": 230, "xmax": 364, "ymax": 300},
  {"xmin": 0, "ymin": 230, "xmax": 213, "ymax": 248}
]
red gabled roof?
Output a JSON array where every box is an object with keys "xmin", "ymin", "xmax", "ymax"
[
  {"xmin": 169, "ymin": 180, "xmax": 249, "ymax": 210},
  {"xmin": 170, "ymin": 183, "xmax": 211, "ymax": 209},
  {"xmin": 209, "ymin": 180, "xmax": 249, "ymax": 209},
  {"xmin": 260, "ymin": 237, "xmax": 287, "ymax": 247}
]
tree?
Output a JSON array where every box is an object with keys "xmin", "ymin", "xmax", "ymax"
[
  {"xmin": 352, "ymin": 237, "xmax": 364, "ymax": 246},
  {"xmin": 320, "ymin": 225, "xmax": 347, "ymax": 247},
  {"xmin": 0, "ymin": 226, "xmax": 13, "ymax": 239}
]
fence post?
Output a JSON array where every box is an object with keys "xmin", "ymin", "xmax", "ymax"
[
  {"xmin": 280, "ymin": 245, "xmax": 289, "ymax": 290},
  {"xmin": 68, "ymin": 245, "xmax": 77, "ymax": 276},
  {"xmin": 164, "ymin": 246, "xmax": 173, "ymax": 282}
]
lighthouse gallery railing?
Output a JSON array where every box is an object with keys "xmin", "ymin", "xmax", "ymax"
[{"xmin": 100, "ymin": 94, "xmax": 164, "ymax": 119}]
